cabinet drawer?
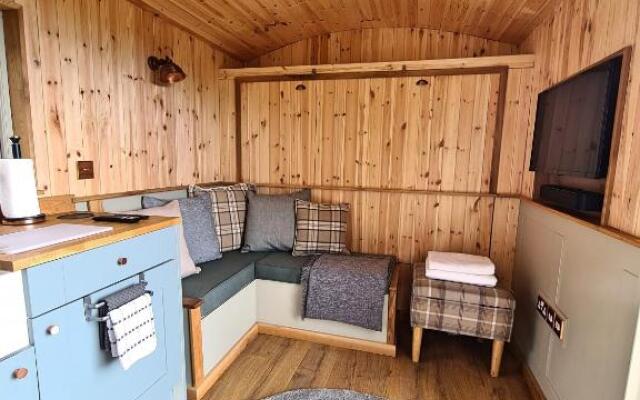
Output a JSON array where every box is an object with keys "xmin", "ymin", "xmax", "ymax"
[
  {"xmin": 23, "ymin": 227, "xmax": 177, "ymax": 317},
  {"xmin": 0, "ymin": 346, "xmax": 39, "ymax": 400}
]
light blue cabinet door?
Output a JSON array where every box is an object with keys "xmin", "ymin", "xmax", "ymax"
[
  {"xmin": 31, "ymin": 262, "xmax": 179, "ymax": 400},
  {"xmin": 0, "ymin": 347, "xmax": 39, "ymax": 400}
]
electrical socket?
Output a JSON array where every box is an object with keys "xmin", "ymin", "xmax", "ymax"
[{"xmin": 537, "ymin": 294, "xmax": 567, "ymax": 340}]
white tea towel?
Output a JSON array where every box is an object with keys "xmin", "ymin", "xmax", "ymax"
[
  {"xmin": 426, "ymin": 269, "xmax": 497, "ymax": 287},
  {"xmin": 426, "ymin": 251, "xmax": 495, "ymax": 276},
  {"xmin": 106, "ymin": 293, "xmax": 157, "ymax": 370}
]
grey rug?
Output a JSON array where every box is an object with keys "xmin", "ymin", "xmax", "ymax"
[{"xmin": 263, "ymin": 389, "xmax": 385, "ymax": 400}]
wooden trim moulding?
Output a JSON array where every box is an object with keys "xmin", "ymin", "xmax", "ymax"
[
  {"xmin": 3, "ymin": 7, "xmax": 35, "ymax": 159},
  {"xmin": 187, "ymin": 323, "xmax": 260, "ymax": 400},
  {"xmin": 73, "ymin": 181, "xmax": 235, "ymax": 203},
  {"xmin": 38, "ymin": 195, "xmax": 74, "ymax": 214},
  {"xmin": 387, "ymin": 265, "xmax": 400, "ymax": 345},
  {"xmin": 254, "ymin": 183, "xmax": 502, "ymax": 198},
  {"xmin": 219, "ymin": 54, "xmax": 536, "ymax": 80},
  {"xmin": 257, "ymin": 323, "xmax": 397, "ymax": 357},
  {"xmin": 601, "ymin": 46, "xmax": 632, "ymax": 225},
  {"xmin": 184, "ymin": 298, "xmax": 205, "ymax": 388},
  {"xmin": 489, "ymin": 69, "xmax": 510, "ymax": 193},
  {"xmin": 522, "ymin": 363, "xmax": 547, "ymax": 400},
  {"xmin": 73, "ymin": 181, "xmax": 519, "ymax": 208}
]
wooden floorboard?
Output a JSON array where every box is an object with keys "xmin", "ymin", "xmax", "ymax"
[{"xmin": 203, "ymin": 321, "xmax": 532, "ymax": 400}]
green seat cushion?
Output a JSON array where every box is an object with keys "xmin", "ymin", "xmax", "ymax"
[
  {"xmin": 182, "ymin": 251, "xmax": 270, "ymax": 317},
  {"xmin": 254, "ymin": 252, "xmax": 314, "ymax": 283}
]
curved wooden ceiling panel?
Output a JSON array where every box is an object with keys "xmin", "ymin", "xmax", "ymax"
[{"xmin": 130, "ymin": 0, "xmax": 553, "ymax": 60}]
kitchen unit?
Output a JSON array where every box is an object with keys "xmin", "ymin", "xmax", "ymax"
[{"xmin": 0, "ymin": 216, "xmax": 185, "ymax": 400}]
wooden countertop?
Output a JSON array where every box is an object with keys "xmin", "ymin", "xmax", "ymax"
[{"xmin": 0, "ymin": 215, "xmax": 180, "ymax": 272}]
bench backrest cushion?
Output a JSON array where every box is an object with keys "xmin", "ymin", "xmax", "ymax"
[
  {"xmin": 292, "ymin": 200, "xmax": 350, "ymax": 256},
  {"xmin": 242, "ymin": 189, "xmax": 311, "ymax": 252},
  {"xmin": 143, "ymin": 195, "xmax": 221, "ymax": 264}
]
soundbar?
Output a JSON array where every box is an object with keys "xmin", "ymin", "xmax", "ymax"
[{"xmin": 539, "ymin": 185, "xmax": 604, "ymax": 213}]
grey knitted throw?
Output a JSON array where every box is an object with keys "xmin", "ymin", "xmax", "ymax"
[{"xmin": 301, "ymin": 254, "xmax": 393, "ymax": 331}]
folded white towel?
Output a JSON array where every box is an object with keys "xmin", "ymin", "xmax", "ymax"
[
  {"xmin": 106, "ymin": 293, "xmax": 157, "ymax": 370},
  {"xmin": 426, "ymin": 269, "xmax": 497, "ymax": 287},
  {"xmin": 426, "ymin": 251, "xmax": 495, "ymax": 276}
]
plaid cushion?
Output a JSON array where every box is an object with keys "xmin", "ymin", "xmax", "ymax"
[
  {"xmin": 411, "ymin": 264, "xmax": 515, "ymax": 342},
  {"xmin": 197, "ymin": 183, "xmax": 253, "ymax": 252},
  {"xmin": 292, "ymin": 200, "xmax": 350, "ymax": 256}
]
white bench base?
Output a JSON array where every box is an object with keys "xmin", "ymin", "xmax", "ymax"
[{"xmin": 184, "ymin": 272, "xmax": 399, "ymax": 400}]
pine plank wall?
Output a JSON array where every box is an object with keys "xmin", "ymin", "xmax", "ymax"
[
  {"xmin": 243, "ymin": 28, "xmax": 534, "ymax": 288},
  {"xmin": 11, "ymin": 0, "xmax": 640, "ymax": 291},
  {"xmin": 10, "ymin": 0, "xmax": 241, "ymax": 198},
  {"xmin": 521, "ymin": 0, "xmax": 640, "ymax": 237}
]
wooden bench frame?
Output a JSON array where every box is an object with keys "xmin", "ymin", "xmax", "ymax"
[{"xmin": 182, "ymin": 265, "xmax": 400, "ymax": 400}]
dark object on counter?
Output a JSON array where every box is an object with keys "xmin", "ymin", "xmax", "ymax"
[
  {"xmin": 93, "ymin": 214, "xmax": 149, "ymax": 224},
  {"xmin": 57, "ymin": 212, "xmax": 95, "ymax": 220},
  {"xmin": 9, "ymin": 136, "xmax": 21, "ymax": 159},
  {"xmin": 1, "ymin": 213, "xmax": 46, "ymax": 225}
]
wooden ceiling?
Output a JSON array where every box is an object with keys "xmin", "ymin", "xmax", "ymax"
[{"xmin": 131, "ymin": 0, "xmax": 554, "ymax": 60}]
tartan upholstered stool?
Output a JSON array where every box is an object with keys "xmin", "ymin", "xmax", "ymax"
[{"xmin": 410, "ymin": 263, "xmax": 516, "ymax": 377}]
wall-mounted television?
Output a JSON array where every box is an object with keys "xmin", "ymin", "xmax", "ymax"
[{"xmin": 529, "ymin": 55, "xmax": 623, "ymax": 179}]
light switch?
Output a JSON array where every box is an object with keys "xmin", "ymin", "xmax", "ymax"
[{"xmin": 77, "ymin": 161, "xmax": 94, "ymax": 180}]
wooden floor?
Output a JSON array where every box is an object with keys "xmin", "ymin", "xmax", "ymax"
[{"xmin": 204, "ymin": 324, "xmax": 532, "ymax": 400}]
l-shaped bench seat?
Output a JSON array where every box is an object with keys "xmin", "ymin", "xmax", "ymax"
[
  {"xmin": 182, "ymin": 251, "xmax": 312, "ymax": 318},
  {"xmin": 181, "ymin": 251, "xmax": 400, "ymax": 400}
]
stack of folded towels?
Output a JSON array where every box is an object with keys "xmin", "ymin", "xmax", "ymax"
[{"xmin": 425, "ymin": 251, "xmax": 497, "ymax": 287}]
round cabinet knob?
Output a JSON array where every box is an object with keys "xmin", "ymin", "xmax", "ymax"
[
  {"xmin": 117, "ymin": 257, "xmax": 128, "ymax": 266},
  {"xmin": 46, "ymin": 325, "xmax": 60, "ymax": 336},
  {"xmin": 13, "ymin": 368, "xmax": 28, "ymax": 380}
]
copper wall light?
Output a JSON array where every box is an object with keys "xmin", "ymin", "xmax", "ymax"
[{"xmin": 148, "ymin": 56, "xmax": 186, "ymax": 85}]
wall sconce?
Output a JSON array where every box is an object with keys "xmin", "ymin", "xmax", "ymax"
[
  {"xmin": 416, "ymin": 79, "xmax": 429, "ymax": 86},
  {"xmin": 147, "ymin": 56, "xmax": 186, "ymax": 85},
  {"xmin": 295, "ymin": 83, "xmax": 307, "ymax": 91}
]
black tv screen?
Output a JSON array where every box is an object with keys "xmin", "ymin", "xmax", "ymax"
[{"xmin": 529, "ymin": 55, "xmax": 622, "ymax": 179}]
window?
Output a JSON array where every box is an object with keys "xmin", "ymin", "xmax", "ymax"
[{"xmin": 0, "ymin": 11, "xmax": 14, "ymax": 159}]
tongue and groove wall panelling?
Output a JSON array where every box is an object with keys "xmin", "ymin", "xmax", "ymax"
[
  {"xmin": 243, "ymin": 75, "xmax": 500, "ymax": 191},
  {"xmin": 13, "ymin": 0, "xmax": 241, "ymax": 197},
  {"xmin": 242, "ymin": 74, "xmax": 502, "ymax": 271},
  {"xmin": 247, "ymin": 28, "xmax": 537, "ymax": 287},
  {"xmin": 520, "ymin": 0, "xmax": 640, "ymax": 236},
  {"xmin": 250, "ymin": 28, "xmax": 519, "ymax": 67}
]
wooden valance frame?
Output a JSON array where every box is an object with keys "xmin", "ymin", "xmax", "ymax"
[{"xmin": 222, "ymin": 54, "xmax": 535, "ymax": 196}]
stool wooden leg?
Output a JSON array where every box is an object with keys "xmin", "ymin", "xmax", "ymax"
[
  {"xmin": 412, "ymin": 327, "xmax": 423, "ymax": 363},
  {"xmin": 490, "ymin": 340, "xmax": 505, "ymax": 377}
]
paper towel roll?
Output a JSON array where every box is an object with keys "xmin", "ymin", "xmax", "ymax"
[{"xmin": 0, "ymin": 159, "xmax": 41, "ymax": 219}]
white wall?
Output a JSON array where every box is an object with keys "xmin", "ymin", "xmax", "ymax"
[{"xmin": 513, "ymin": 202, "xmax": 640, "ymax": 400}]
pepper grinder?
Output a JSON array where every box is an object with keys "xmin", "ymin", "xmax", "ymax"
[{"xmin": 9, "ymin": 136, "xmax": 22, "ymax": 159}]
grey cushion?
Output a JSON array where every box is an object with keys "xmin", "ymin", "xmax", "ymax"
[
  {"xmin": 255, "ymin": 252, "xmax": 314, "ymax": 283},
  {"xmin": 143, "ymin": 195, "xmax": 221, "ymax": 264},
  {"xmin": 242, "ymin": 190, "xmax": 311, "ymax": 252},
  {"xmin": 182, "ymin": 251, "xmax": 270, "ymax": 317}
]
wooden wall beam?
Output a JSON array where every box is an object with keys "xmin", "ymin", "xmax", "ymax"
[
  {"xmin": 219, "ymin": 55, "xmax": 536, "ymax": 80},
  {"xmin": 2, "ymin": 7, "xmax": 34, "ymax": 159}
]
